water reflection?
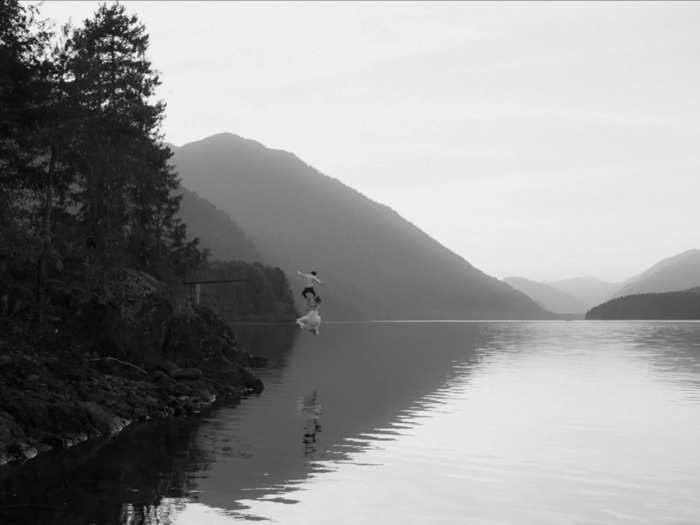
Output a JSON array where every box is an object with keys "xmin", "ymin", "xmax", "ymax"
[
  {"xmin": 0, "ymin": 413, "xmax": 215, "ymax": 525},
  {"xmin": 299, "ymin": 390, "xmax": 322, "ymax": 458},
  {"xmin": 233, "ymin": 322, "xmax": 700, "ymax": 525},
  {"xmin": 185, "ymin": 323, "xmax": 492, "ymax": 517},
  {"xmin": 1, "ymin": 322, "xmax": 700, "ymax": 524},
  {"xmin": 234, "ymin": 323, "xmax": 300, "ymax": 369}
]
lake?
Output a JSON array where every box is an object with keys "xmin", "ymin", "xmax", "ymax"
[{"xmin": 2, "ymin": 321, "xmax": 700, "ymax": 524}]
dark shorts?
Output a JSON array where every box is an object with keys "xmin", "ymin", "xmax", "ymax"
[{"xmin": 302, "ymin": 287, "xmax": 317, "ymax": 298}]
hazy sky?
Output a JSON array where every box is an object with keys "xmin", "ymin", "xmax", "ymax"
[{"xmin": 40, "ymin": 1, "xmax": 700, "ymax": 282}]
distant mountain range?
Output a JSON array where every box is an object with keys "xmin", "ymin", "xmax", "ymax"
[
  {"xmin": 586, "ymin": 287, "xmax": 700, "ymax": 320},
  {"xmin": 171, "ymin": 133, "xmax": 549, "ymax": 320},
  {"xmin": 611, "ymin": 249, "xmax": 700, "ymax": 299},
  {"xmin": 504, "ymin": 277, "xmax": 587, "ymax": 314},
  {"xmin": 545, "ymin": 277, "xmax": 619, "ymax": 309},
  {"xmin": 170, "ymin": 133, "xmax": 699, "ymax": 321},
  {"xmin": 507, "ymin": 249, "xmax": 700, "ymax": 317}
]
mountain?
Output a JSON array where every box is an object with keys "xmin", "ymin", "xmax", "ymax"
[
  {"xmin": 586, "ymin": 287, "xmax": 700, "ymax": 320},
  {"xmin": 171, "ymin": 133, "xmax": 549, "ymax": 320},
  {"xmin": 612, "ymin": 249, "xmax": 700, "ymax": 298},
  {"xmin": 504, "ymin": 277, "xmax": 588, "ymax": 314},
  {"xmin": 545, "ymin": 277, "xmax": 619, "ymax": 308},
  {"xmin": 177, "ymin": 187, "xmax": 261, "ymax": 263},
  {"xmin": 177, "ymin": 189, "xmax": 297, "ymax": 321}
]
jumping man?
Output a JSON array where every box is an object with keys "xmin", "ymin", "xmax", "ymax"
[{"xmin": 297, "ymin": 270, "xmax": 323, "ymax": 307}]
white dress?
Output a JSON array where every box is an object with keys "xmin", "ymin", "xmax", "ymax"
[{"xmin": 296, "ymin": 309, "xmax": 322, "ymax": 335}]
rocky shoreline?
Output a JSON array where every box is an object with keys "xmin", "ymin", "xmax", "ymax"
[
  {"xmin": 0, "ymin": 333, "xmax": 264, "ymax": 467},
  {"xmin": 0, "ymin": 269, "xmax": 267, "ymax": 467}
]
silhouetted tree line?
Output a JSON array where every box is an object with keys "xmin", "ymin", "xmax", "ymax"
[
  {"xmin": 2, "ymin": 1, "xmax": 300, "ymax": 329},
  {"xmin": 195, "ymin": 261, "xmax": 298, "ymax": 322},
  {"xmin": 586, "ymin": 288, "xmax": 700, "ymax": 320},
  {"xmin": 1, "ymin": 2, "xmax": 205, "ymax": 324}
]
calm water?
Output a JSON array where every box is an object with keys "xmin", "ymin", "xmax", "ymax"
[{"xmin": 2, "ymin": 322, "xmax": 700, "ymax": 524}]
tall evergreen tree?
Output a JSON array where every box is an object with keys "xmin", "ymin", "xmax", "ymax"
[
  {"xmin": 1, "ymin": 0, "xmax": 51, "ymax": 220},
  {"xmin": 64, "ymin": 3, "xmax": 199, "ymax": 278},
  {"xmin": 1, "ymin": 1, "xmax": 205, "ymax": 330},
  {"xmin": 1, "ymin": 0, "xmax": 76, "ymax": 322}
]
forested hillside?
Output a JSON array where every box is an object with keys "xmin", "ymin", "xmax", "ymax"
[
  {"xmin": 191, "ymin": 261, "xmax": 297, "ymax": 322},
  {"xmin": 0, "ymin": 2, "xmax": 291, "ymax": 325},
  {"xmin": 0, "ymin": 1, "xmax": 294, "ymax": 465},
  {"xmin": 612, "ymin": 249, "xmax": 700, "ymax": 298},
  {"xmin": 1, "ymin": 3, "xmax": 203, "ymax": 321},
  {"xmin": 173, "ymin": 134, "xmax": 550, "ymax": 320},
  {"xmin": 586, "ymin": 288, "xmax": 700, "ymax": 320}
]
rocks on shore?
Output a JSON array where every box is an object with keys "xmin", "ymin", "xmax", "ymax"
[{"xmin": 0, "ymin": 268, "xmax": 267, "ymax": 467}]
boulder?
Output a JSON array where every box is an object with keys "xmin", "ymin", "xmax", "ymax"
[
  {"xmin": 181, "ymin": 380, "xmax": 217, "ymax": 404},
  {"xmin": 239, "ymin": 366, "xmax": 264, "ymax": 394},
  {"xmin": 77, "ymin": 269, "xmax": 173, "ymax": 369},
  {"xmin": 249, "ymin": 356, "xmax": 268, "ymax": 368},
  {"xmin": 165, "ymin": 380, "xmax": 192, "ymax": 397},
  {"xmin": 170, "ymin": 367, "xmax": 203, "ymax": 380},
  {"xmin": 80, "ymin": 401, "xmax": 131, "ymax": 436},
  {"xmin": 6, "ymin": 440, "xmax": 38, "ymax": 460},
  {"xmin": 0, "ymin": 268, "xmax": 267, "ymax": 466},
  {"xmin": 157, "ymin": 359, "xmax": 179, "ymax": 377}
]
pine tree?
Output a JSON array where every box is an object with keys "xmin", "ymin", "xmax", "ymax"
[
  {"xmin": 1, "ymin": 0, "xmax": 51, "ymax": 218},
  {"xmin": 1, "ymin": 0, "xmax": 76, "ymax": 322},
  {"xmin": 64, "ymin": 3, "xmax": 148, "ymax": 262},
  {"xmin": 1, "ymin": 0, "xmax": 205, "ymax": 329},
  {"xmin": 64, "ymin": 3, "xmax": 200, "ymax": 278}
]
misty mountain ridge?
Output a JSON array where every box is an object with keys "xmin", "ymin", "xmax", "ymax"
[
  {"xmin": 171, "ymin": 132, "xmax": 549, "ymax": 320},
  {"xmin": 545, "ymin": 277, "xmax": 620, "ymax": 308},
  {"xmin": 173, "ymin": 138, "xmax": 698, "ymax": 319},
  {"xmin": 177, "ymin": 187, "xmax": 261, "ymax": 263},
  {"xmin": 612, "ymin": 249, "xmax": 700, "ymax": 298},
  {"xmin": 504, "ymin": 277, "xmax": 588, "ymax": 314},
  {"xmin": 515, "ymin": 248, "xmax": 699, "ymax": 312}
]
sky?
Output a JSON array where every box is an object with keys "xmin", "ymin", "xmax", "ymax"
[{"xmin": 39, "ymin": 1, "xmax": 700, "ymax": 282}]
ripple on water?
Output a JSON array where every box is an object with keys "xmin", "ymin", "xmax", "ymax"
[{"xmin": 2, "ymin": 322, "xmax": 700, "ymax": 525}]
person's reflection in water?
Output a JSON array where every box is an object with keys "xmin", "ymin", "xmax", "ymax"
[{"xmin": 298, "ymin": 390, "xmax": 322, "ymax": 457}]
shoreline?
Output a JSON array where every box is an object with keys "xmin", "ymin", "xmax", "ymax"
[
  {"xmin": 0, "ymin": 334, "xmax": 265, "ymax": 467},
  {"xmin": 0, "ymin": 269, "xmax": 269, "ymax": 470}
]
